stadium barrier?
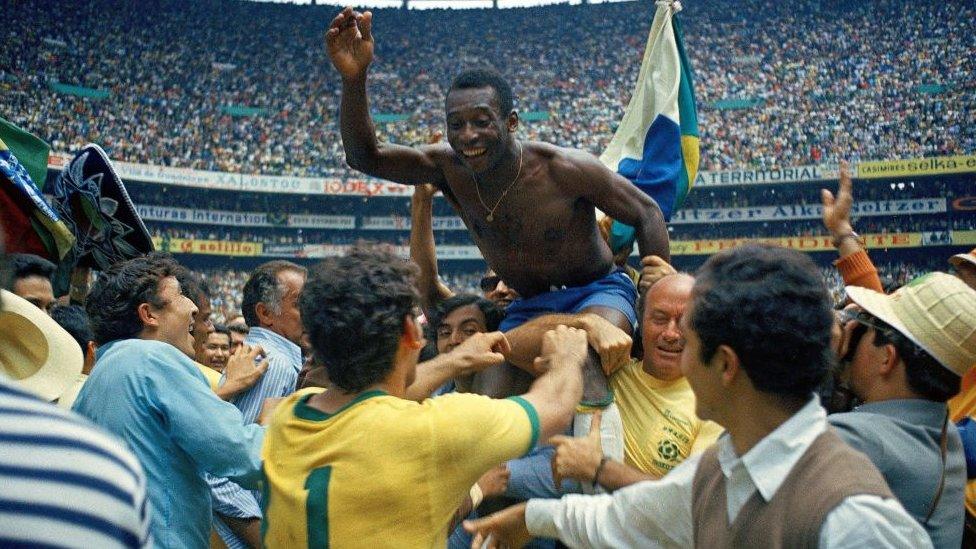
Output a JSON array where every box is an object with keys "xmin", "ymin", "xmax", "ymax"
[{"xmin": 48, "ymin": 154, "xmax": 976, "ymax": 196}]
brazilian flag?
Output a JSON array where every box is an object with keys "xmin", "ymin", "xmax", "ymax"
[{"xmin": 600, "ymin": 0, "xmax": 699, "ymax": 253}]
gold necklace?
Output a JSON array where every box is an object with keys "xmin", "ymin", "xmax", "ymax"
[{"xmin": 474, "ymin": 141, "xmax": 523, "ymax": 222}]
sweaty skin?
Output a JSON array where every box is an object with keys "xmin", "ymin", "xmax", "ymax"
[{"xmin": 327, "ymin": 8, "xmax": 668, "ymax": 401}]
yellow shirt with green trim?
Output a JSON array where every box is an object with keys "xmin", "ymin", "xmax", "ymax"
[
  {"xmin": 260, "ymin": 389, "xmax": 539, "ymax": 548},
  {"xmin": 194, "ymin": 361, "xmax": 222, "ymax": 392},
  {"xmin": 611, "ymin": 359, "xmax": 723, "ymax": 478}
]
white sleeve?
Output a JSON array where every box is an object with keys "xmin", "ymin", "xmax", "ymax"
[
  {"xmin": 525, "ymin": 453, "xmax": 701, "ymax": 548},
  {"xmin": 819, "ymin": 494, "xmax": 933, "ymax": 549}
]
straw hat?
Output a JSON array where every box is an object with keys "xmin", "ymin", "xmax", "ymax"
[
  {"xmin": 949, "ymin": 248, "xmax": 976, "ymax": 270},
  {"xmin": 0, "ymin": 289, "xmax": 83, "ymax": 401},
  {"xmin": 846, "ymin": 272, "xmax": 976, "ymax": 377}
]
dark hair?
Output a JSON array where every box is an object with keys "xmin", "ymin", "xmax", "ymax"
[
  {"xmin": 86, "ymin": 253, "xmax": 189, "ymax": 345},
  {"xmin": 426, "ymin": 293, "xmax": 504, "ymax": 342},
  {"xmin": 183, "ymin": 273, "xmax": 212, "ymax": 307},
  {"xmin": 227, "ymin": 322, "xmax": 249, "ymax": 335},
  {"xmin": 242, "ymin": 260, "xmax": 306, "ymax": 328},
  {"xmin": 6, "ymin": 253, "xmax": 56, "ymax": 287},
  {"xmin": 211, "ymin": 323, "xmax": 231, "ymax": 339},
  {"xmin": 448, "ymin": 68, "xmax": 514, "ymax": 116},
  {"xmin": 866, "ymin": 314, "xmax": 961, "ymax": 402},
  {"xmin": 300, "ymin": 245, "xmax": 419, "ymax": 393},
  {"xmin": 50, "ymin": 304, "xmax": 94, "ymax": 353},
  {"xmin": 691, "ymin": 245, "xmax": 834, "ymax": 399}
]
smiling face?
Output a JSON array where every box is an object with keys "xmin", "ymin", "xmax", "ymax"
[
  {"xmin": 641, "ymin": 274, "xmax": 694, "ymax": 381},
  {"xmin": 147, "ymin": 276, "xmax": 199, "ymax": 358},
  {"xmin": 445, "ymin": 86, "xmax": 517, "ymax": 175},
  {"xmin": 435, "ymin": 303, "xmax": 488, "ymax": 355},
  {"xmin": 203, "ymin": 331, "xmax": 231, "ymax": 372}
]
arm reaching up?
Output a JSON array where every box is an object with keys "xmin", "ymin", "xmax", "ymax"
[{"xmin": 327, "ymin": 8, "xmax": 445, "ymax": 185}]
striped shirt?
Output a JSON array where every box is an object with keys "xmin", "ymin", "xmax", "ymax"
[
  {"xmin": 0, "ymin": 375, "xmax": 151, "ymax": 548},
  {"xmin": 211, "ymin": 326, "xmax": 302, "ymax": 548}
]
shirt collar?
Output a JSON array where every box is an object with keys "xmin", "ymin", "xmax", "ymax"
[
  {"xmin": 717, "ymin": 395, "xmax": 826, "ymax": 502},
  {"xmin": 854, "ymin": 398, "xmax": 948, "ymax": 426},
  {"xmin": 246, "ymin": 327, "xmax": 303, "ymax": 372}
]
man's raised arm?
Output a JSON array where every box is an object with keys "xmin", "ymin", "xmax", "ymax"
[{"xmin": 327, "ymin": 7, "xmax": 444, "ymax": 185}]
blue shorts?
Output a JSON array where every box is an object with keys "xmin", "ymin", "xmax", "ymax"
[{"xmin": 499, "ymin": 269, "xmax": 638, "ymax": 332}]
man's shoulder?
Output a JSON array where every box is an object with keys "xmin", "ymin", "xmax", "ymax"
[{"xmin": 0, "ymin": 376, "xmax": 145, "ymax": 480}]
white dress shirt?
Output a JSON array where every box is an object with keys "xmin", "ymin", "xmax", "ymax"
[{"xmin": 526, "ymin": 396, "xmax": 932, "ymax": 548}]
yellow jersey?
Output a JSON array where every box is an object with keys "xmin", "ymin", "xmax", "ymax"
[
  {"xmin": 611, "ymin": 359, "xmax": 723, "ymax": 478},
  {"xmin": 194, "ymin": 361, "xmax": 222, "ymax": 392},
  {"xmin": 261, "ymin": 389, "xmax": 538, "ymax": 548}
]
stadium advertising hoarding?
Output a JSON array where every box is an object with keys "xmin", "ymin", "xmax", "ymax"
[
  {"xmin": 671, "ymin": 198, "xmax": 945, "ymax": 224},
  {"xmin": 151, "ymin": 237, "xmax": 263, "ymax": 256},
  {"xmin": 359, "ymin": 216, "xmax": 468, "ymax": 230},
  {"xmin": 667, "ymin": 231, "xmax": 974, "ymax": 256},
  {"xmin": 48, "ymin": 153, "xmax": 976, "ymax": 195},
  {"xmin": 137, "ymin": 205, "xmax": 356, "ymax": 229},
  {"xmin": 694, "ymin": 163, "xmax": 834, "ymax": 187},
  {"xmin": 856, "ymin": 155, "xmax": 976, "ymax": 179},
  {"xmin": 156, "ymin": 232, "xmax": 976, "ymax": 258}
]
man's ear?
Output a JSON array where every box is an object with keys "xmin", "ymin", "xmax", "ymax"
[
  {"xmin": 716, "ymin": 344, "xmax": 741, "ymax": 387},
  {"xmin": 401, "ymin": 315, "xmax": 425, "ymax": 350},
  {"xmin": 254, "ymin": 302, "xmax": 274, "ymax": 327},
  {"xmin": 507, "ymin": 111, "xmax": 519, "ymax": 133},
  {"xmin": 137, "ymin": 302, "xmax": 158, "ymax": 328},
  {"xmin": 877, "ymin": 343, "xmax": 900, "ymax": 377}
]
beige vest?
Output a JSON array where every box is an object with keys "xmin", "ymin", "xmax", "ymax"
[{"xmin": 691, "ymin": 428, "xmax": 893, "ymax": 548}]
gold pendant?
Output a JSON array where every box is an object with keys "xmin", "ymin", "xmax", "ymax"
[{"xmin": 487, "ymin": 213, "xmax": 494, "ymax": 222}]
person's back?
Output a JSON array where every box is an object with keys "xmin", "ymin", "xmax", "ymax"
[
  {"xmin": 830, "ymin": 405, "xmax": 965, "ymax": 547},
  {"xmin": 262, "ymin": 389, "xmax": 538, "ymax": 547},
  {"xmin": 263, "ymin": 245, "xmax": 587, "ymax": 547}
]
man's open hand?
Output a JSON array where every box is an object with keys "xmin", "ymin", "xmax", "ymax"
[
  {"xmin": 550, "ymin": 410, "xmax": 604, "ymax": 487},
  {"xmin": 326, "ymin": 7, "xmax": 374, "ymax": 80},
  {"xmin": 218, "ymin": 344, "xmax": 269, "ymax": 400},
  {"xmin": 821, "ymin": 160, "xmax": 854, "ymax": 238},
  {"xmin": 463, "ymin": 503, "xmax": 531, "ymax": 549}
]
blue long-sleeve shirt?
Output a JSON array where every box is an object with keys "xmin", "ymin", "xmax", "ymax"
[
  {"xmin": 73, "ymin": 339, "xmax": 265, "ymax": 549},
  {"xmin": 210, "ymin": 326, "xmax": 302, "ymax": 548}
]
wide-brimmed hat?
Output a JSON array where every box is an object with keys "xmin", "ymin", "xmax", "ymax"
[
  {"xmin": 0, "ymin": 289, "xmax": 83, "ymax": 401},
  {"xmin": 846, "ymin": 272, "xmax": 976, "ymax": 377},
  {"xmin": 49, "ymin": 144, "xmax": 154, "ymax": 294},
  {"xmin": 950, "ymin": 248, "xmax": 976, "ymax": 270}
]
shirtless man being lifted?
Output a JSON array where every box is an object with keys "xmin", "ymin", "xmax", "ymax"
[{"xmin": 327, "ymin": 8, "xmax": 668, "ymax": 409}]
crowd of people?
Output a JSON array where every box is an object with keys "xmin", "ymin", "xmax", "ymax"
[
  {"xmin": 2, "ymin": 0, "xmax": 973, "ymax": 178},
  {"xmin": 2, "ymin": 0, "xmax": 975, "ymax": 546},
  {"xmin": 3, "ymin": 173, "xmax": 976, "ymax": 546}
]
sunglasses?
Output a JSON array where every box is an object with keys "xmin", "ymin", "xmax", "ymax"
[
  {"xmin": 838, "ymin": 309, "xmax": 894, "ymax": 362},
  {"xmin": 479, "ymin": 275, "xmax": 501, "ymax": 293}
]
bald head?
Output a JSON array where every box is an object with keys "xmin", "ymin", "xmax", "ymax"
[{"xmin": 641, "ymin": 273, "xmax": 695, "ymax": 381}]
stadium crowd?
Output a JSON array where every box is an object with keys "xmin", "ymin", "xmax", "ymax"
[
  {"xmin": 2, "ymin": 0, "xmax": 976, "ymax": 546},
  {"xmin": 2, "ymin": 0, "xmax": 973, "ymax": 178}
]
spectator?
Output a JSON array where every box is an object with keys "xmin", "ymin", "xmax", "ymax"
[
  {"xmin": 464, "ymin": 244, "xmax": 930, "ymax": 548},
  {"xmin": 5, "ymin": 253, "xmax": 56, "ymax": 313},
  {"xmin": 0, "ymin": 277, "xmax": 151, "ymax": 548},
  {"xmin": 203, "ymin": 323, "xmax": 232, "ymax": 373},
  {"xmin": 830, "ymin": 273, "xmax": 976, "ymax": 547},
  {"xmin": 210, "ymin": 259, "xmax": 307, "ymax": 548},
  {"xmin": 549, "ymin": 273, "xmax": 724, "ymax": 492},
  {"xmin": 261, "ymin": 245, "xmax": 587, "ymax": 547},
  {"xmin": 48, "ymin": 303, "xmax": 96, "ymax": 408},
  {"xmin": 71, "ymin": 253, "xmax": 266, "ymax": 549}
]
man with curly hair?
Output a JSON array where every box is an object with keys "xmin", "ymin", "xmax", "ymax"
[
  {"xmin": 260, "ymin": 246, "xmax": 590, "ymax": 547},
  {"xmin": 71, "ymin": 253, "xmax": 266, "ymax": 549}
]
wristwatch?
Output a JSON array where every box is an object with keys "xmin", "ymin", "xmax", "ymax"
[{"xmin": 831, "ymin": 231, "xmax": 865, "ymax": 249}]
